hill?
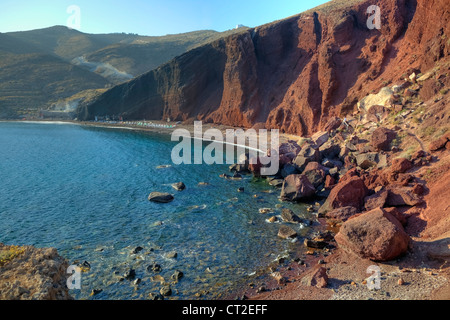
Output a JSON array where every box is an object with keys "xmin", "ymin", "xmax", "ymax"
[
  {"xmin": 78, "ymin": 0, "xmax": 449, "ymax": 136},
  {"xmin": 0, "ymin": 26, "xmax": 247, "ymax": 118}
]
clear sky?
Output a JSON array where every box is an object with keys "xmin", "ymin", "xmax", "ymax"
[{"xmin": 0, "ymin": 0, "xmax": 329, "ymax": 36}]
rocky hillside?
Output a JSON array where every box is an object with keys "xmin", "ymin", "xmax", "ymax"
[
  {"xmin": 0, "ymin": 243, "xmax": 72, "ymax": 300},
  {"xmin": 78, "ymin": 0, "xmax": 449, "ymax": 137},
  {"xmin": 0, "ymin": 26, "xmax": 245, "ymax": 118}
]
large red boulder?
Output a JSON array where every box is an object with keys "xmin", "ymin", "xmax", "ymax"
[
  {"xmin": 335, "ymin": 208, "xmax": 410, "ymax": 261},
  {"xmin": 390, "ymin": 157, "xmax": 413, "ymax": 174},
  {"xmin": 280, "ymin": 174, "xmax": 316, "ymax": 202},
  {"xmin": 386, "ymin": 186, "xmax": 424, "ymax": 207},
  {"xmin": 319, "ymin": 176, "xmax": 368, "ymax": 214},
  {"xmin": 429, "ymin": 133, "xmax": 450, "ymax": 152},
  {"xmin": 371, "ymin": 127, "xmax": 397, "ymax": 151}
]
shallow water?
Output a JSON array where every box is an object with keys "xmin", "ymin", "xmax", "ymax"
[{"xmin": 0, "ymin": 122, "xmax": 313, "ymax": 300}]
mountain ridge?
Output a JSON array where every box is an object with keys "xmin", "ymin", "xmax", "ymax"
[{"xmin": 78, "ymin": 0, "xmax": 449, "ymax": 136}]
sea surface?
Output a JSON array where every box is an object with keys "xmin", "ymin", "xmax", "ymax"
[{"xmin": 0, "ymin": 121, "xmax": 313, "ymax": 300}]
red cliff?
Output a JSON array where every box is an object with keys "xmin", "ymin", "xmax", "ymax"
[{"xmin": 78, "ymin": 0, "xmax": 449, "ymax": 136}]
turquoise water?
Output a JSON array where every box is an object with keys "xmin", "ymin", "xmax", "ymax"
[{"xmin": 0, "ymin": 122, "xmax": 312, "ymax": 300}]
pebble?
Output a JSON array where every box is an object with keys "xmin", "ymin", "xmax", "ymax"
[
  {"xmin": 160, "ymin": 286, "xmax": 172, "ymax": 296},
  {"xmin": 123, "ymin": 268, "xmax": 136, "ymax": 280},
  {"xmin": 90, "ymin": 289, "xmax": 103, "ymax": 296},
  {"xmin": 131, "ymin": 246, "xmax": 144, "ymax": 254},
  {"xmin": 268, "ymin": 216, "xmax": 277, "ymax": 223},
  {"xmin": 147, "ymin": 264, "xmax": 162, "ymax": 273},
  {"xmin": 398, "ymin": 278, "xmax": 405, "ymax": 286},
  {"xmin": 166, "ymin": 251, "xmax": 178, "ymax": 259},
  {"xmin": 148, "ymin": 293, "xmax": 164, "ymax": 300},
  {"xmin": 171, "ymin": 270, "xmax": 184, "ymax": 281}
]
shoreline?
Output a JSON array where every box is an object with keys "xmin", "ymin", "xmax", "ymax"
[
  {"xmin": 2, "ymin": 117, "xmax": 449, "ymax": 301},
  {"xmin": 3, "ymin": 119, "xmax": 292, "ymax": 154}
]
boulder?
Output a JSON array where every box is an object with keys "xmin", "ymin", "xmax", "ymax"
[
  {"xmin": 280, "ymin": 174, "xmax": 316, "ymax": 202},
  {"xmin": 425, "ymin": 237, "xmax": 450, "ymax": 262},
  {"xmin": 281, "ymin": 208, "xmax": 302, "ymax": 224},
  {"xmin": 279, "ymin": 141, "xmax": 301, "ymax": 157},
  {"xmin": 148, "ymin": 192, "xmax": 174, "ymax": 203},
  {"xmin": 335, "ymin": 208, "xmax": 410, "ymax": 261},
  {"xmin": 371, "ymin": 127, "xmax": 397, "ymax": 151},
  {"xmin": 325, "ymin": 206, "xmax": 359, "ymax": 222},
  {"xmin": 364, "ymin": 189, "xmax": 388, "ymax": 211},
  {"xmin": 171, "ymin": 182, "xmax": 186, "ymax": 191},
  {"xmin": 318, "ymin": 141, "xmax": 341, "ymax": 159},
  {"xmin": 319, "ymin": 176, "xmax": 368, "ymax": 214},
  {"xmin": 303, "ymin": 163, "xmax": 327, "ymax": 188},
  {"xmin": 391, "ymin": 158, "xmax": 413, "ymax": 174},
  {"xmin": 304, "ymin": 238, "xmax": 328, "ymax": 249},
  {"xmin": 323, "ymin": 117, "xmax": 342, "ymax": 132},
  {"xmin": 308, "ymin": 267, "xmax": 328, "ymax": 288},
  {"xmin": 429, "ymin": 134, "xmax": 450, "ymax": 152},
  {"xmin": 386, "ymin": 187, "xmax": 424, "ymax": 206},
  {"xmin": 356, "ymin": 152, "xmax": 387, "ymax": 170},
  {"xmin": 311, "ymin": 131, "xmax": 329, "ymax": 148},
  {"xmin": 268, "ymin": 178, "xmax": 284, "ymax": 188},
  {"xmin": 281, "ymin": 163, "xmax": 299, "ymax": 178},
  {"xmin": 278, "ymin": 226, "xmax": 298, "ymax": 239},
  {"xmin": 357, "ymin": 87, "xmax": 394, "ymax": 113},
  {"xmin": 325, "ymin": 175, "xmax": 336, "ymax": 189},
  {"xmin": 366, "ymin": 105, "xmax": 388, "ymax": 123},
  {"xmin": 384, "ymin": 207, "xmax": 407, "ymax": 226},
  {"xmin": 293, "ymin": 144, "xmax": 321, "ymax": 172}
]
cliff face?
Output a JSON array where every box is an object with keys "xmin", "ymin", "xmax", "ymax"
[{"xmin": 78, "ymin": 0, "xmax": 449, "ymax": 136}]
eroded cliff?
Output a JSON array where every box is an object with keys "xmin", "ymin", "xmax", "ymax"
[{"xmin": 78, "ymin": 0, "xmax": 449, "ymax": 136}]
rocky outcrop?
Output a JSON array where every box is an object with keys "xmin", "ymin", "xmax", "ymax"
[
  {"xmin": 78, "ymin": 0, "xmax": 450, "ymax": 137},
  {"xmin": 280, "ymin": 174, "xmax": 316, "ymax": 202},
  {"xmin": 335, "ymin": 208, "xmax": 410, "ymax": 261},
  {"xmin": 0, "ymin": 244, "xmax": 72, "ymax": 300},
  {"xmin": 319, "ymin": 175, "xmax": 368, "ymax": 214}
]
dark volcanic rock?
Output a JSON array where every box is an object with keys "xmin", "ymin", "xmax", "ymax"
[
  {"xmin": 293, "ymin": 144, "xmax": 321, "ymax": 172},
  {"xmin": 278, "ymin": 226, "xmax": 298, "ymax": 239},
  {"xmin": 148, "ymin": 192, "xmax": 174, "ymax": 203},
  {"xmin": 172, "ymin": 182, "xmax": 186, "ymax": 191},
  {"xmin": 281, "ymin": 208, "xmax": 303, "ymax": 224},
  {"xmin": 280, "ymin": 174, "xmax": 316, "ymax": 202}
]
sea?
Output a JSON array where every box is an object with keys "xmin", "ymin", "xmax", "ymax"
[{"xmin": 0, "ymin": 121, "xmax": 313, "ymax": 300}]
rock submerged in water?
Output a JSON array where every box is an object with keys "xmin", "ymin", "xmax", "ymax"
[
  {"xmin": 172, "ymin": 182, "xmax": 186, "ymax": 191},
  {"xmin": 148, "ymin": 192, "xmax": 174, "ymax": 203},
  {"xmin": 278, "ymin": 226, "xmax": 298, "ymax": 239},
  {"xmin": 280, "ymin": 208, "xmax": 302, "ymax": 224}
]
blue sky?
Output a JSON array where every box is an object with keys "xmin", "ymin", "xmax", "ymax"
[{"xmin": 0, "ymin": 0, "xmax": 329, "ymax": 35}]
